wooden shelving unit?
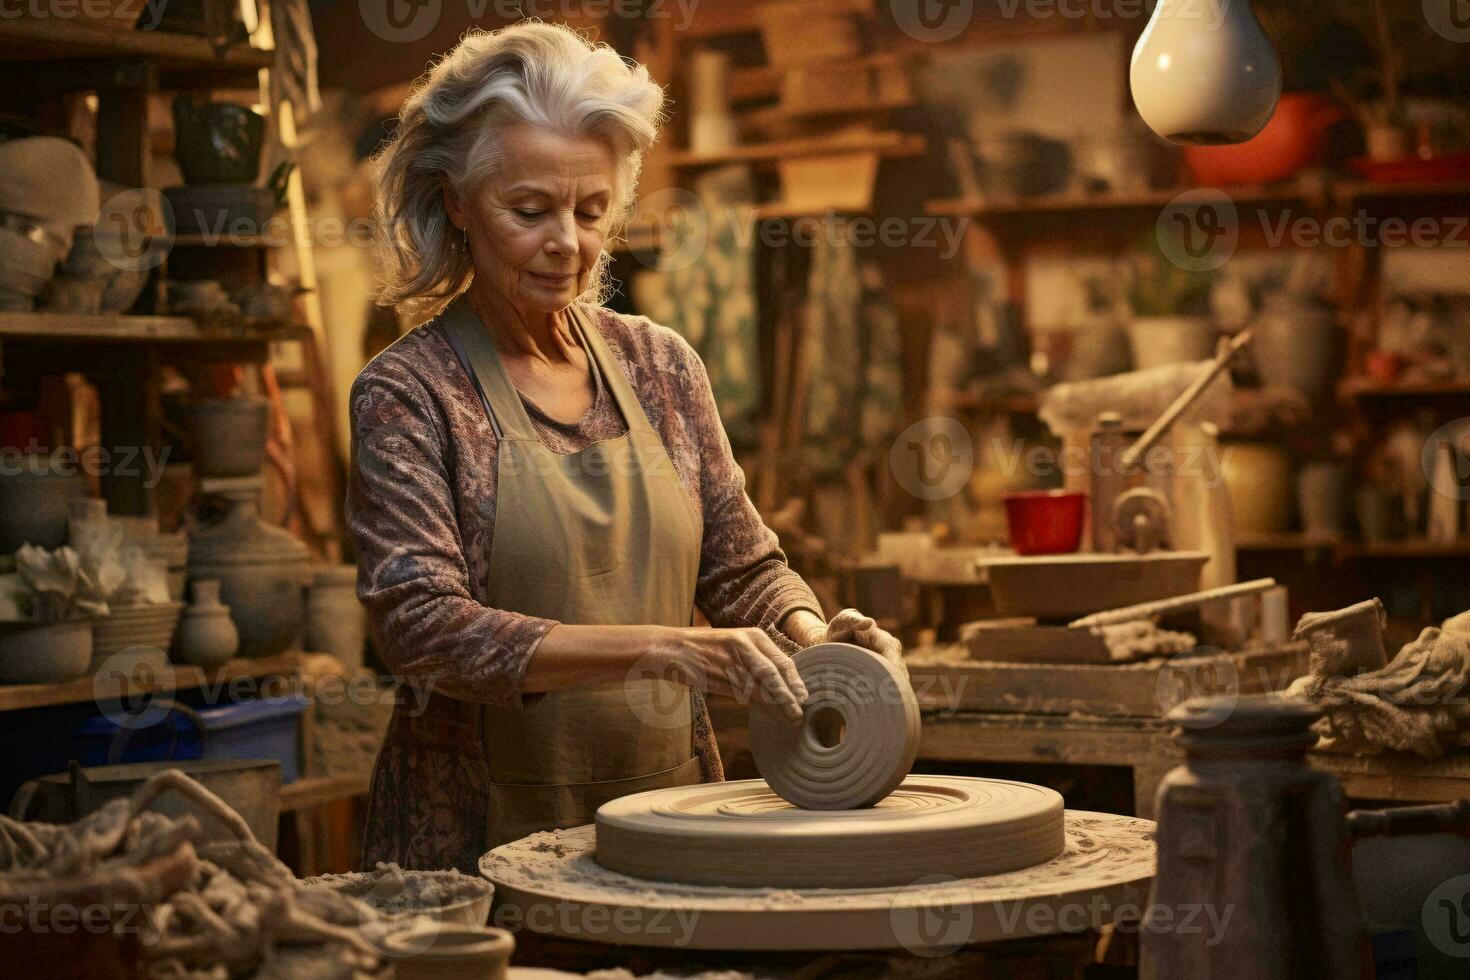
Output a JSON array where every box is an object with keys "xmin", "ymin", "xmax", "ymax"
[
  {"xmin": 666, "ymin": 130, "xmax": 926, "ymax": 171},
  {"xmin": 0, "ymin": 652, "xmax": 303, "ymax": 713},
  {"xmin": 0, "ymin": 18, "xmax": 271, "ymax": 88}
]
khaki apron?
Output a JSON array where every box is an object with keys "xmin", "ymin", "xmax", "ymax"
[{"xmin": 440, "ymin": 297, "xmax": 703, "ymax": 851}]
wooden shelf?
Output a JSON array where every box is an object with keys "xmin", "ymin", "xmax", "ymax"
[
  {"xmin": 1343, "ymin": 539, "xmax": 1470, "ymax": 559},
  {"xmin": 667, "ymin": 131, "xmax": 926, "ymax": 170},
  {"xmin": 1340, "ymin": 179, "xmax": 1470, "ymax": 202},
  {"xmin": 1236, "ymin": 532, "xmax": 1346, "ymax": 552},
  {"xmin": 0, "ymin": 652, "xmax": 303, "ymax": 713},
  {"xmin": 1339, "ymin": 378, "xmax": 1470, "ymax": 399},
  {"xmin": 0, "ymin": 20, "xmax": 272, "ymax": 86},
  {"xmin": 280, "ymin": 772, "xmax": 372, "ymax": 812},
  {"xmin": 0, "ymin": 312, "xmax": 310, "ymax": 346},
  {"xmin": 926, "ymin": 184, "xmax": 1305, "ymax": 219}
]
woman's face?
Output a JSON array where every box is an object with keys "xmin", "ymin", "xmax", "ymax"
[{"xmin": 447, "ymin": 123, "xmax": 617, "ymax": 315}]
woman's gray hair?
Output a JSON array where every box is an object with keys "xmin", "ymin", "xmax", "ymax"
[{"xmin": 371, "ymin": 22, "xmax": 666, "ymax": 314}]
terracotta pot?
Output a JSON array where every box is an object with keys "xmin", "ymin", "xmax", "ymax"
[
  {"xmin": 1182, "ymin": 93, "xmax": 1347, "ymax": 186},
  {"xmin": 187, "ymin": 484, "xmax": 307, "ymax": 658}
]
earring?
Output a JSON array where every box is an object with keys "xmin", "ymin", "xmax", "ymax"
[{"xmin": 461, "ymin": 228, "xmax": 469, "ymax": 253}]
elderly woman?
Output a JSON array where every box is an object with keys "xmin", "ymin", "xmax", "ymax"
[{"xmin": 349, "ymin": 23, "xmax": 901, "ymax": 874}]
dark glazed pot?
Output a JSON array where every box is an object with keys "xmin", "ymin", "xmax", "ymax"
[{"xmin": 172, "ymin": 97, "xmax": 265, "ymax": 185}]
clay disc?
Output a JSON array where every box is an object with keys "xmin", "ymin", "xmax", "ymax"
[
  {"xmin": 595, "ymin": 775, "xmax": 1065, "ymax": 888},
  {"xmin": 748, "ymin": 642, "xmax": 920, "ymax": 810},
  {"xmin": 484, "ymin": 806, "xmax": 1156, "ymax": 951}
]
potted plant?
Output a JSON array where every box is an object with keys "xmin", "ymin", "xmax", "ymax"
[{"xmin": 1123, "ymin": 246, "xmax": 1217, "ymax": 370}]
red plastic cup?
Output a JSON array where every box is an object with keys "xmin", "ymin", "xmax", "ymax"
[{"xmin": 1003, "ymin": 490, "xmax": 1088, "ymax": 556}]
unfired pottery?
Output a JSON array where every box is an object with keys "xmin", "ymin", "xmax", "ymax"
[
  {"xmin": 748, "ymin": 642, "xmax": 918, "ymax": 810},
  {"xmin": 595, "ymin": 775, "xmax": 1064, "ymax": 890},
  {"xmin": 187, "ymin": 397, "xmax": 269, "ymax": 478},
  {"xmin": 0, "ymin": 618, "xmax": 91, "ymax": 683},
  {"xmin": 0, "ymin": 452, "xmax": 92, "ymax": 553},
  {"xmin": 370, "ymin": 921, "xmax": 513, "ymax": 980},
  {"xmin": 187, "ymin": 484, "xmax": 307, "ymax": 658},
  {"xmin": 173, "ymin": 579, "xmax": 239, "ymax": 667},
  {"xmin": 305, "ymin": 564, "xmax": 365, "ymax": 670}
]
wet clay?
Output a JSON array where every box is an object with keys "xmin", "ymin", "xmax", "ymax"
[
  {"xmin": 480, "ymin": 811, "xmax": 1156, "ymax": 951},
  {"xmin": 748, "ymin": 643, "xmax": 920, "ymax": 809},
  {"xmin": 594, "ymin": 775, "xmax": 1064, "ymax": 888}
]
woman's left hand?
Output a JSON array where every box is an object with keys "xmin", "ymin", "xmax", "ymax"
[{"xmin": 788, "ymin": 608, "xmax": 904, "ymax": 668}]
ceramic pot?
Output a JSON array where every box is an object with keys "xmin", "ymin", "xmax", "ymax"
[
  {"xmin": 1181, "ymin": 93, "xmax": 1344, "ymax": 185},
  {"xmin": 1003, "ymin": 490, "xmax": 1088, "ymax": 556},
  {"xmin": 1127, "ymin": 316, "xmax": 1217, "ymax": 370},
  {"xmin": 172, "ymin": 579, "xmax": 239, "ymax": 667},
  {"xmin": 0, "ymin": 451, "xmax": 92, "ymax": 553},
  {"xmin": 306, "ymin": 564, "xmax": 365, "ymax": 671},
  {"xmin": 188, "ymin": 397, "xmax": 268, "ymax": 478},
  {"xmin": 187, "ymin": 484, "xmax": 307, "ymax": 659},
  {"xmin": 1297, "ymin": 462, "xmax": 1348, "ymax": 535},
  {"xmin": 371, "ymin": 921, "xmax": 514, "ymax": 980},
  {"xmin": 1253, "ymin": 294, "xmax": 1336, "ymax": 399},
  {"xmin": 0, "ymin": 619, "xmax": 92, "ymax": 684},
  {"xmin": 1219, "ymin": 441, "xmax": 1294, "ymax": 535},
  {"xmin": 171, "ymin": 98, "xmax": 265, "ymax": 185}
]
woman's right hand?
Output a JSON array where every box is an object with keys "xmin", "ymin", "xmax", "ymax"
[{"xmin": 656, "ymin": 626, "xmax": 808, "ymax": 723}]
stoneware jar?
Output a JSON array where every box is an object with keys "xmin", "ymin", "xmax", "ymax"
[
  {"xmin": 173, "ymin": 578, "xmax": 239, "ymax": 668},
  {"xmin": 187, "ymin": 483, "xmax": 308, "ymax": 658},
  {"xmin": 306, "ymin": 563, "xmax": 365, "ymax": 671}
]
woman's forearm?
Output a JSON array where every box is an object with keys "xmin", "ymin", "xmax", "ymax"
[
  {"xmin": 779, "ymin": 608, "xmax": 826, "ymax": 649},
  {"xmin": 520, "ymin": 623, "xmax": 674, "ymax": 692}
]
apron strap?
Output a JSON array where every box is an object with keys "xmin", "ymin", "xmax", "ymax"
[
  {"xmin": 565, "ymin": 303, "xmax": 660, "ymax": 437},
  {"xmin": 439, "ymin": 295, "xmax": 539, "ymax": 442}
]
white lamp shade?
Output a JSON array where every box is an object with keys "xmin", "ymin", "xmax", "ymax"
[{"xmin": 1130, "ymin": 0, "xmax": 1283, "ymax": 145}]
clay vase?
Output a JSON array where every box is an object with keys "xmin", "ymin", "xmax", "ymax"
[
  {"xmin": 187, "ymin": 483, "xmax": 308, "ymax": 658},
  {"xmin": 173, "ymin": 579, "xmax": 239, "ymax": 668},
  {"xmin": 305, "ymin": 564, "xmax": 365, "ymax": 671},
  {"xmin": 1252, "ymin": 293, "xmax": 1336, "ymax": 400},
  {"xmin": 188, "ymin": 397, "xmax": 269, "ymax": 478}
]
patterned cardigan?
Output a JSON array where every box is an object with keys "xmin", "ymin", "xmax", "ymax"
[{"xmin": 346, "ymin": 300, "xmax": 823, "ymax": 873}]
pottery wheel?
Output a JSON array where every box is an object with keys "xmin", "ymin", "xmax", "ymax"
[
  {"xmin": 595, "ymin": 775, "xmax": 1064, "ymax": 888},
  {"xmin": 482, "ymin": 804, "xmax": 1156, "ymax": 952},
  {"xmin": 748, "ymin": 642, "xmax": 920, "ymax": 810}
]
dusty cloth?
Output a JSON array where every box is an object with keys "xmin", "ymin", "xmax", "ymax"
[
  {"xmin": 1287, "ymin": 609, "xmax": 1470, "ymax": 758},
  {"xmin": 1093, "ymin": 620, "xmax": 1197, "ymax": 663},
  {"xmin": 347, "ymin": 302, "xmax": 823, "ymax": 874}
]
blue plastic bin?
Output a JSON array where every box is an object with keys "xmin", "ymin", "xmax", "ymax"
[{"xmin": 75, "ymin": 693, "xmax": 308, "ymax": 783}]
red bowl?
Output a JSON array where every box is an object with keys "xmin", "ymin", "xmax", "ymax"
[{"xmin": 1004, "ymin": 490, "xmax": 1088, "ymax": 556}]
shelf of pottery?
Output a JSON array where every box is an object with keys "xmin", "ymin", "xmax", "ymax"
[{"xmin": 634, "ymin": 0, "xmax": 925, "ymax": 231}]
